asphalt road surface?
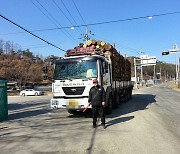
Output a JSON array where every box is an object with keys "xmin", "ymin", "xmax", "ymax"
[{"xmin": 0, "ymin": 82, "xmax": 180, "ymax": 154}]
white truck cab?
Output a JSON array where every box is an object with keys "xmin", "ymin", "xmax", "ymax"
[
  {"xmin": 50, "ymin": 55, "xmax": 111, "ymax": 113},
  {"xmin": 50, "ymin": 41, "xmax": 133, "ymax": 114}
]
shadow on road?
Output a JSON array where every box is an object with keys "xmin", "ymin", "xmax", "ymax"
[
  {"xmin": 8, "ymin": 102, "xmax": 46, "ymax": 111},
  {"xmin": 86, "ymin": 127, "xmax": 97, "ymax": 154},
  {"xmin": 107, "ymin": 94, "xmax": 156, "ymax": 118},
  {"xmin": 106, "ymin": 116, "xmax": 134, "ymax": 128},
  {"xmin": 85, "ymin": 93, "xmax": 156, "ymax": 154},
  {"xmin": 68, "ymin": 110, "xmax": 92, "ymax": 118},
  {"xmin": 8, "ymin": 108, "xmax": 51, "ymax": 120},
  {"xmin": 7, "ymin": 101, "xmax": 51, "ymax": 121},
  {"xmin": 68, "ymin": 94, "xmax": 156, "ymax": 119}
]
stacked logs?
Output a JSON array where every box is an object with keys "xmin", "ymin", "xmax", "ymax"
[
  {"xmin": 73, "ymin": 40, "xmax": 114, "ymax": 55},
  {"xmin": 68, "ymin": 40, "xmax": 131, "ymax": 81}
]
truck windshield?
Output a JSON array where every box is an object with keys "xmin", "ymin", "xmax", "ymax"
[{"xmin": 53, "ymin": 60, "xmax": 97, "ymax": 80}]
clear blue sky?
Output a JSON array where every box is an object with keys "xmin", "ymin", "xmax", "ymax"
[{"xmin": 0, "ymin": 0, "xmax": 180, "ymax": 64}]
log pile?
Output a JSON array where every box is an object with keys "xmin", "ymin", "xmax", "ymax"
[{"xmin": 66, "ymin": 40, "xmax": 131, "ymax": 81}]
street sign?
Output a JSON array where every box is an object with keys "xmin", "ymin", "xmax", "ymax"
[
  {"xmin": 140, "ymin": 55, "xmax": 156, "ymax": 66},
  {"xmin": 137, "ymin": 66, "xmax": 141, "ymax": 70}
]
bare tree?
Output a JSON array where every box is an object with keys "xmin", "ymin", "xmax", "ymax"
[
  {"xmin": 0, "ymin": 39, "xmax": 4, "ymax": 54},
  {"xmin": 5, "ymin": 41, "xmax": 11, "ymax": 54}
]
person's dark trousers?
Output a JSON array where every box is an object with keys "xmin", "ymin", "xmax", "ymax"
[{"xmin": 92, "ymin": 106, "xmax": 105, "ymax": 126}]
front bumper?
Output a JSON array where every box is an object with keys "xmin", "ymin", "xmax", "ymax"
[{"xmin": 50, "ymin": 97, "xmax": 91, "ymax": 110}]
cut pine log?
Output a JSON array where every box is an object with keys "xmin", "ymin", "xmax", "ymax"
[
  {"xmin": 104, "ymin": 43, "xmax": 113, "ymax": 51},
  {"xmin": 101, "ymin": 41, "xmax": 106, "ymax": 46},
  {"xmin": 86, "ymin": 40, "xmax": 92, "ymax": 46},
  {"xmin": 91, "ymin": 40, "xmax": 97, "ymax": 45},
  {"xmin": 83, "ymin": 44, "xmax": 87, "ymax": 48},
  {"xmin": 97, "ymin": 40, "xmax": 101, "ymax": 46}
]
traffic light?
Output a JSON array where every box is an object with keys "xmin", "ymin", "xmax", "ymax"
[{"xmin": 162, "ymin": 51, "xmax": 169, "ymax": 55}]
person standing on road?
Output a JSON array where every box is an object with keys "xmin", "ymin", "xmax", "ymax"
[{"xmin": 88, "ymin": 78, "xmax": 106, "ymax": 129}]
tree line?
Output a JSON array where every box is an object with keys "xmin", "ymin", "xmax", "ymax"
[
  {"xmin": 0, "ymin": 38, "xmax": 176, "ymax": 89},
  {"xmin": 0, "ymin": 38, "xmax": 57, "ymax": 89}
]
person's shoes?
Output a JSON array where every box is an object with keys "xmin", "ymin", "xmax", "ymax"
[
  {"xmin": 101, "ymin": 123, "xmax": 106, "ymax": 129},
  {"xmin": 93, "ymin": 125, "xmax": 96, "ymax": 128}
]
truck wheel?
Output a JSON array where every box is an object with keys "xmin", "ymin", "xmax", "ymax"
[
  {"xmin": 68, "ymin": 109, "xmax": 77, "ymax": 114},
  {"xmin": 122, "ymin": 90, "xmax": 128, "ymax": 103},
  {"xmin": 125, "ymin": 90, "xmax": 128, "ymax": 102},
  {"xmin": 105, "ymin": 95, "xmax": 113, "ymax": 114},
  {"xmin": 114, "ymin": 92, "xmax": 120, "ymax": 108},
  {"xmin": 127, "ymin": 88, "xmax": 132, "ymax": 100},
  {"xmin": 127, "ymin": 89, "xmax": 130, "ymax": 100},
  {"xmin": 129, "ymin": 89, "xmax": 132, "ymax": 99}
]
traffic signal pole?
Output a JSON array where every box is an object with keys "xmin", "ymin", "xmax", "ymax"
[
  {"xmin": 134, "ymin": 58, "xmax": 137, "ymax": 89},
  {"xmin": 162, "ymin": 44, "xmax": 180, "ymax": 87}
]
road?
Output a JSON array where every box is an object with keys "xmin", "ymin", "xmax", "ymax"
[{"xmin": 0, "ymin": 82, "xmax": 180, "ymax": 154}]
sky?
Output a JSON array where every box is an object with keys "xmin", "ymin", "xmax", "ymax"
[{"xmin": 0, "ymin": 0, "xmax": 180, "ymax": 64}]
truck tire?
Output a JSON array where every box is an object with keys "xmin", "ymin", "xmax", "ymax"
[
  {"xmin": 127, "ymin": 89, "xmax": 131, "ymax": 100},
  {"xmin": 67, "ymin": 109, "xmax": 77, "ymax": 114},
  {"xmin": 114, "ymin": 92, "xmax": 120, "ymax": 108},
  {"xmin": 127, "ymin": 88, "xmax": 132, "ymax": 100},
  {"xmin": 122, "ymin": 89, "xmax": 128, "ymax": 103},
  {"xmin": 126, "ymin": 89, "xmax": 130, "ymax": 101},
  {"xmin": 129, "ymin": 88, "xmax": 132, "ymax": 99},
  {"xmin": 105, "ymin": 94, "xmax": 113, "ymax": 114}
]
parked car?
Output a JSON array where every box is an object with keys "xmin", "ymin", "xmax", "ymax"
[
  {"xmin": 146, "ymin": 80, "xmax": 154, "ymax": 86},
  {"xmin": 20, "ymin": 89, "xmax": 44, "ymax": 96}
]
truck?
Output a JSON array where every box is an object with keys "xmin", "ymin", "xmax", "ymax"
[{"xmin": 50, "ymin": 40, "xmax": 133, "ymax": 114}]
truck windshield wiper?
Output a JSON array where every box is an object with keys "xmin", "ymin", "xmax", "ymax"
[
  {"xmin": 55, "ymin": 77, "xmax": 72, "ymax": 81},
  {"xmin": 64, "ymin": 77, "xmax": 73, "ymax": 81}
]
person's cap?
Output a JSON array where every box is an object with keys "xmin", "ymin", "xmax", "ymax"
[{"xmin": 93, "ymin": 78, "xmax": 98, "ymax": 83}]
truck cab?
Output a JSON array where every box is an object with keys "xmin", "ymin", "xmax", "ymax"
[{"xmin": 50, "ymin": 55, "xmax": 111, "ymax": 112}]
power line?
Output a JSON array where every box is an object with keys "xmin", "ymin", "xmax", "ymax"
[
  {"xmin": 31, "ymin": 0, "xmax": 59, "ymax": 29},
  {"xmin": 52, "ymin": 0, "xmax": 82, "ymax": 35},
  {"xmin": 71, "ymin": 0, "xmax": 86, "ymax": 25},
  {"xmin": 93, "ymin": 34, "xmax": 140, "ymax": 54},
  {"xmin": 33, "ymin": 0, "xmax": 78, "ymax": 43},
  {"xmin": 60, "ymin": 0, "xmax": 84, "ymax": 33},
  {"xmin": 0, "ymin": 13, "xmax": 66, "ymax": 52},
  {"xmin": 1, "ymin": 11, "xmax": 179, "ymax": 36},
  {"xmin": 71, "ymin": 0, "xmax": 90, "ymax": 37},
  {"xmin": 21, "ymin": 44, "xmax": 50, "ymax": 49},
  {"xmin": 74, "ymin": 11, "xmax": 180, "ymax": 27}
]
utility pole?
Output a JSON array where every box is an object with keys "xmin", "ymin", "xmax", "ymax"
[
  {"xmin": 162, "ymin": 44, "xmax": 180, "ymax": 86},
  {"xmin": 141, "ymin": 66, "xmax": 143, "ymax": 83},
  {"xmin": 160, "ymin": 66, "xmax": 161, "ymax": 80},
  {"xmin": 153, "ymin": 65, "xmax": 156, "ymax": 82},
  {"xmin": 134, "ymin": 58, "xmax": 137, "ymax": 89}
]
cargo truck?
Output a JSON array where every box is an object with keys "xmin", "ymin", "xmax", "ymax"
[{"xmin": 50, "ymin": 40, "xmax": 133, "ymax": 114}]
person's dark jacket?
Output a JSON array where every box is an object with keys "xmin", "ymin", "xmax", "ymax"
[{"xmin": 88, "ymin": 85, "xmax": 105, "ymax": 107}]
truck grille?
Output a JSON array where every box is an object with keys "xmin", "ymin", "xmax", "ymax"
[{"xmin": 62, "ymin": 87, "xmax": 85, "ymax": 95}]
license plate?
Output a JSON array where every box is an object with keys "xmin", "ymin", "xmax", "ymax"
[
  {"xmin": 52, "ymin": 100, "xmax": 58, "ymax": 106},
  {"xmin": 68, "ymin": 100, "xmax": 78, "ymax": 108},
  {"xmin": 51, "ymin": 100, "xmax": 59, "ymax": 108}
]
